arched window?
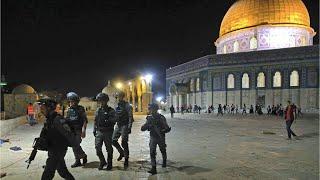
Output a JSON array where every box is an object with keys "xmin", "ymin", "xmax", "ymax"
[
  {"xmin": 223, "ymin": 45, "xmax": 227, "ymax": 54},
  {"xmin": 257, "ymin": 72, "xmax": 265, "ymax": 88},
  {"xmin": 227, "ymin": 74, "xmax": 235, "ymax": 89},
  {"xmin": 301, "ymin": 36, "xmax": 306, "ymax": 46},
  {"xmin": 250, "ymin": 37, "xmax": 257, "ymax": 49},
  {"xmin": 196, "ymin": 78, "xmax": 200, "ymax": 91},
  {"xmin": 273, "ymin": 71, "xmax": 282, "ymax": 87},
  {"xmin": 289, "ymin": 36, "xmax": 295, "ymax": 47},
  {"xmin": 190, "ymin": 79, "xmax": 194, "ymax": 92},
  {"xmin": 290, "ymin": 70, "xmax": 299, "ymax": 87},
  {"xmin": 242, "ymin": 73, "xmax": 250, "ymax": 88},
  {"xmin": 233, "ymin": 41, "xmax": 239, "ymax": 52}
]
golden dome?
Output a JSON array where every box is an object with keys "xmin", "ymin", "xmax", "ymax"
[{"xmin": 219, "ymin": 0, "xmax": 311, "ymax": 36}]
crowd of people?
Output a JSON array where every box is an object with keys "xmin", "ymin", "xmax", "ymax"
[{"xmin": 169, "ymin": 103, "xmax": 303, "ymax": 118}]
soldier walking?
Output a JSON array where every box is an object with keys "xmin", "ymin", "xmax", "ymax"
[
  {"xmin": 112, "ymin": 91, "xmax": 133, "ymax": 169},
  {"xmin": 37, "ymin": 98, "xmax": 75, "ymax": 180},
  {"xmin": 65, "ymin": 92, "xmax": 88, "ymax": 168},
  {"xmin": 141, "ymin": 104, "xmax": 171, "ymax": 175},
  {"xmin": 94, "ymin": 93, "xmax": 116, "ymax": 170}
]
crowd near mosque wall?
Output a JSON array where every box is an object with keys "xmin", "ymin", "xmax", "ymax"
[{"xmin": 166, "ymin": 45, "xmax": 319, "ymax": 113}]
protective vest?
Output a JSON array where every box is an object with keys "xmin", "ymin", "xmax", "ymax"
[
  {"xmin": 96, "ymin": 107, "xmax": 115, "ymax": 130},
  {"xmin": 66, "ymin": 106, "xmax": 85, "ymax": 130},
  {"xmin": 116, "ymin": 101, "xmax": 129, "ymax": 126},
  {"xmin": 27, "ymin": 105, "xmax": 34, "ymax": 115}
]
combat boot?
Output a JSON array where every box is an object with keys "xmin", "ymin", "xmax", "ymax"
[
  {"xmin": 71, "ymin": 159, "xmax": 82, "ymax": 168},
  {"xmin": 82, "ymin": 155, "xmax": 87, "ymax": 165},
  {"xmin": 124, "ymin": 158, "xmax": 129, "ymax": 169},
  {"xmin": 162, "ymin": 159, "xmax": 166, "ymax": 168},
  {"xmin": 148, "ymin": 166, "xmax": 157, "ymax": 175},
  {"xmin": 117, "ymin": 152, "xmax": 124, "ymax": 161},
  {"xmin": 106, "ymin": 156, "xmax": 112, "ymax": 170},
  {"xmin": 98, "ymin": 161, "xmax": 107, "ymax": 170}
]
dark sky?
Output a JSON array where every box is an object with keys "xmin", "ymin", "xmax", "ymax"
[{"xmin": 2, "ymin": 0, "xmax": 319, "ymax": 97}]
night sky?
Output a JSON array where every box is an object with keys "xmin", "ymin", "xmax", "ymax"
[{"xmin": 2, "ymin": 0, "xmax": 319, "ymax": 98}]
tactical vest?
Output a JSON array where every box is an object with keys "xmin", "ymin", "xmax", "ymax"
[
  {"xmin": 96, "ymin": 107, "xmax": 115, "ymax": 130},
  {"xmin": 116, "ymin": 101, "xmax": 129, "ymax": 126},
  {"xmin": 66, "ymin": 106, "xmax": 84, "ymax": 130}
]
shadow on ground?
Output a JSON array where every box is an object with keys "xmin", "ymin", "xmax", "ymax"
[{"xmin": 82, "ymin": 160, "xmax": 212, "ymax": 175}]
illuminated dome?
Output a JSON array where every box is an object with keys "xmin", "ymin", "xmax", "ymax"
[
  {"xmin": 215, "ymin": 0, "xmax": 315, "ymax": 54},
  {"xmin": 101, "ymin": 81, "xmax": 118, "ymax": 108},
  {"xmin": 12, "ymin": 84, "xmax": 36, "ymax": 94}
]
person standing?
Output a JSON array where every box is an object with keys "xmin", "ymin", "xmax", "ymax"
[
  {"xmin": 112, "ymin": 91, "xmax": 133, "ymax": 169},
  {"xmin": 37, "ymin": 98, "xmax": 75, "ymax": 180},
  {"xmin": 65, "ymin": 92, "xmax": 88, "ymax": 168},
  {"xmin": 217, "ymin": 104, "xmax": 223, "ymax": 116},
  {"xmin": 170, "ymin": 105, "xmax": 175, "ymax": 118},
  {"xmin": 141, "ymin": 103, "xmax": 171, "ymax": 175},
  {"xmin": 26, "ymin": 103, "xmax": 36, "ymax": 126},
  {"xmin": 94, "ymin": 93, "xmax": 116, "ymax": 170},
  {"xmin": 242, "ymin": 104, "xmax": 247, "ymax": 115},
  {"xmin": 284, "ymin": 101, "xmax": 298, "ymax": 140}
]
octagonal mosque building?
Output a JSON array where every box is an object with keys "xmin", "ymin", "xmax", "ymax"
[{"xmin": 166, "ymin": 0, "xmax": 319, "ymax": 112}]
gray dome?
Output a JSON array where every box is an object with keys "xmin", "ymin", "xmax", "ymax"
[{"xmin": 12, "ymin": 84, "xmax": 36, "ymax": 94}]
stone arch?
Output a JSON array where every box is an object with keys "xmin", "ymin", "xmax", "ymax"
[
  {"xmin": 233, "ymin": 41, "xmax": 239, "ymax": 52},
  {"xmin": 227, "ymin": 74, "xmax": 235, "ymax": 89},
  {"xmin": 169, "ymin": 84, "xmax": 177, "ymax": 96},
  {"xmin": 290, "ymin": 70, "xmax": 299, "ymax": 87},
  {"xmin": 242, "ymin": 73, "xmax": 250, "ymax": 88},
  {"xmin": 257, "ymin": 72, "xmax": 265, "ymax": 88},
  {"xmin": 249, "ymin": 37, "xmax": 257, "ymax": 49},
  {"xmin": 273, "ymin": 71, "xmax": 282, "ymax": 87}
]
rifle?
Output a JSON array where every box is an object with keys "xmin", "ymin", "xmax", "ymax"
[
  {"xmin": 146, "ymin": 115, "xmax": 171, "ymax": 142},
  {"xmin": 26, "ymin": 130, "xmax": 48, "ymax": 169}
]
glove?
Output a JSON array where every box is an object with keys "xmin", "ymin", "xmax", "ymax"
[
  {"xmin": 93, "ymin": 131, "xmax": 96, "ymax": 137},
  {"xmin": 128, "ymin": 128, "xmax": 131, "ymax": 134}
]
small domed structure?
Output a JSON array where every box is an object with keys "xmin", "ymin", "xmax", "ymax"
[
  {"xmin": 12, "ymin": 84, "xmax": 36, "ymax": 94},
  {"xmin": 101, "ymin": 81, "xmax": 118, "ymax": 108}
]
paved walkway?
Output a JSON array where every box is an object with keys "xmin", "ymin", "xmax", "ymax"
[{"xmin": 0, "ymin": 113, "xmax": 318, "ymax": 180}]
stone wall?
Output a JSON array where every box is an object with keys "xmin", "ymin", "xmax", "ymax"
[{"xmin": 4, "ymin": 94, "xmax": 38, "ymax": 119}]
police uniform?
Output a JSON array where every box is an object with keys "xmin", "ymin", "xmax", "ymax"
[
  {"xmin": 141, "ymin": 107, "xmax": 171, "ymax": 175},
  {"xmin": 66, "ymin": 105, "xmax": 88, "ymax": 164},
  {"xmin": 94, "ymin": 105, "xmax": 116, "ymax": 170},
  {"xmin": 112, "ymin": 100, "xmax": 133, "ymax": 167},
  {"xmin": 38, "ymin": 99, "xmax": 75, "ymax": 180}
]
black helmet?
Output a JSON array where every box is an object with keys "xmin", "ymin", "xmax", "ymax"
[
  {"xmin": 148, "ymin": 103, "xmax": 159, "ymax": 111},
  {"xmin": 66, "ymin": 92, "xmax": 80, "ymax": 101},
  {"xmin": 37, "ymin": 98, "xmax": 57, "ymax": 111},
  {"xmin": 96, "ymin": 93, "xmax": 109, "ymax": 102}
]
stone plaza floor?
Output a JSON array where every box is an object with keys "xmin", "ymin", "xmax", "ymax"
[{"xmin": 0, "ymin": 113, "xmax": 319, "ymax": 180}]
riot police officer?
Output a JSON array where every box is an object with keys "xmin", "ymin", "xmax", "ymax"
[
  {"xmin": 65, "ymin": 92, "xmax": 88, "ymax": 168},
  {"xmin": 38, "ymin": 98, "xmax": 75, "ymax": 180},
  {"xmin": 141, "ymin": 103, "xmax": 171, "ymax": 175},
  {"xmin": 94, "ymin": 93, "xmax": 116, "ymax": 170},
  {"xmin": 112, "ymin": 91, "xmax": 133, "ymax": 169}
]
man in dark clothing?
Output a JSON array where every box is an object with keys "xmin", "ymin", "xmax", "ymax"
[
  {"xmin": 94, "ymin": 93, "xmax": 117, "ymax": 170},
  {"xmin": 169, "ymin": 105, "xmax": 175, "ymax": 118},
  {"xmin": 141, "ymin": 103, "xmax": 171, "ymax": 175},
  {"xmin": 112, "ymin": 91, "xmax": 133, "ymax": 169},
  {"xmin": 217, "ymin": 104, "xmax": 223, "ymax": 116},
  {"xmin": 284, "ymin": 101, "xmax": 298, "ymax": 140},
  {"xmin": 37, "ymin": 98, "xmax": 75, "ymax": 180},
  {"xmin": 65, "ymin": 92, "xmax": 88, "ymax": 168}
]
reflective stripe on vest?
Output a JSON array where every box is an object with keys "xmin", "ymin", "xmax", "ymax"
[{"xmin": 27, "ymin": 105, "xmax": 34, "ymax": 115}]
